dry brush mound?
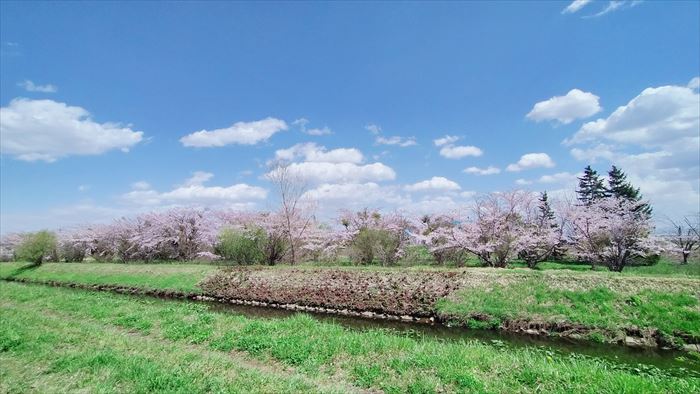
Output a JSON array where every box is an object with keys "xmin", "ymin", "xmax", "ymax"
[
  {"xmin": 199, "ymin": 267, "xmax": 700, "ymax": 317},
  {"xmin": 199, "ymin": 267, "xmax": 470, "ymax": 316}
]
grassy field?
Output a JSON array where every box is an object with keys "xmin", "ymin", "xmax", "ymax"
[
  {"xmin": 437, "ymin": 280, "xmax": 700, "ymax": 344},
  {"xmin": 2, "ymin": 281, "xmax": 698, "ymax": 393},
  {"xmin": 0, "ymin": 262, "xmax": 217, "ymax": 292},
  {"xmin": 1, "ymin": 260, "xmax": 699, "ymax": 346}
]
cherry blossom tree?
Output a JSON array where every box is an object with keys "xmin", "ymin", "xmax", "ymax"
[
  {"xmin": 0, "ymin": 232, "xmax": 25, "ymax": 261},
  {"xmin": 415, "ymin": 191, "xmax": 562, "ymax": 268},
  {"xmin": 74, "ymin": 208, "xmax": 219, "ymax": 262},
  {"xmin": 56, "ymin": 227, "xmax": 91, "ymax": 262},
  {"xmin": 471, "ymin": 191, "xmax": 533, "ymax": 267},
  {"xmin": 413, "ymin": 214, "xmax": 464, "ymax": 265},
  {"xmin": 517, "ymin": 192, "xmax": 564, "ymax": 268},
  {"xmin": 299, "ymin": 223, "xmax": 344, "ymax": 263},
  {"xmin": 414, "ymin": 191, "xmax": 526, "ymax": 268},
  {"xmin": 565, "ymin": 197, "xmax": 657, "ymax": 272}
]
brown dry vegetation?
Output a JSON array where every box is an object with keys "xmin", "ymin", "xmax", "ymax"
[
  {"xmin": 200, "ymin": 266, "xmax": 700, "ymax": 316},
  {"xmin": 200, "ymin": 267, "xmax": 465, "ymax": 316}
]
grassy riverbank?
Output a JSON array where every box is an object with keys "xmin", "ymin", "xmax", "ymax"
[
  {"xmin": 0, "ymin": 262, "xmax": 216, "ymax": 292},
  {"xmin": 1, "ymin": 261, "xmax": 699, "ymax": 346},
  {"xmin": 2, "ymin": 281, "xmax": 698, "ymax": 393}
]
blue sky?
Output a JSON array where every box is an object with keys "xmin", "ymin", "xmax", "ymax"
[{"xmin": 1, "ymin": 0, "xmax": 699, "ymax": 233}]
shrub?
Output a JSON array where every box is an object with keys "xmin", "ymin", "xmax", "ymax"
[
  {"xmin": 349, "ymin": 228, "xmax": 378, "ymax": 264},
  {"xmin": 59, "ymin": 242, "xmax": 86, "ymax": 262},
  {"xmin": 628, "ymin": 254, "xmax": 661, "ymax": 267},
  {"xmin": 261, "ymin": 230, "xmax": 288, "ymax": 266},
  {"xmin": 349, "ymin": 228, "xmax": 410, "ymax": 266},
  {"xmin": 373, "ymin": 228, "xmax": 403, "ymax": 266},
  {"xmin": 215, "ymin": 228, "xmax": 266, "ymax": 265},
  {"xmin": 16, "ymin": 230, "xmax": 57, "ymax": 265}
]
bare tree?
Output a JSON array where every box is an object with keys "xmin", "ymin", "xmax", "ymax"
[
  {"xmin": 267, "ymin": 163, "xmax": 315, "ymax": 265},
  {"xmin": 666, "ymin": 214, "xmax": 700, "ymax": 264}
]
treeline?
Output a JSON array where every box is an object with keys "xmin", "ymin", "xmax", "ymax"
[{"xmin": 1, "ymin": 166, "xmax": 697, "ymax": 271}]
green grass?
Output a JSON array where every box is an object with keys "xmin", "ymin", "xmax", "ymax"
[
  {"xmin": 1, "ymin": 281, "xmax": 698, "ymax": 393},
  {"xmin": 437, "ymin": 280, "xmax": 700, "ymax": 343},
  {"xmin": 0, "ymin": 262, "xmax": 217, "ymax": 292},
  {"xmin": 2, "ymin": 261, "xmax": 699, "ymax": 346},
  {"xmin": 507, "ymin": 258, "xmax": 700, "ymax": 277},
  {"xmin": 303, "ymin": 257, "xmax": 700, "ymax": 277},
  {"xmin": 621, "ymin": 260, "xmax": 700, "ymax": 277}
]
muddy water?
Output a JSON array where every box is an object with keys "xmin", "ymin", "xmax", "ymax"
[{"xmin": 206, "ymin": 301, "xmax": 700, "ymax": 378}]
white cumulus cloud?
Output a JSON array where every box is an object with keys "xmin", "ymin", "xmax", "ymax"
[
  {"xmin": 181, "ymin": 171, "xmax": 215, "ymax": 187},
  {"xmin": 180, "ymin": 117, "xmax": 287, "ymax": 147},
  {"xmin": 404, "ymin": 176, "xmax": 461, "ymax": 192},
  {"xmin": 0, "ymin": 98, "xmax": 143, "ymax": 162},
  {"xmin": 274, "ymin": 143, "xmax": 364, "ymax": 164},
  {"xmin": 272, "ymin": 162, "xmax": 396, "ymax": 184},
  {"xmin": 526, "ymin": 89, "xmax": 601, "ymax": 124},
  {"xmin": 689, "ymin": 77, "xmax": 700, "ymax": 90},
  {"xmin": 376, "ymin": 135, "xmax": 417, "ymax": 147},
  {"xmin": 17, "ymin": 80, "xmax": 57, "ymax": 93},
  {"xmin": 463, "ymin": 166, "xmax": 501, "ymax": 176},
  {"xmin": 439, "ymin": 145, "xmax": 483, "ymax": 159},
  {"xmin": 306, "ymin": 126, "xmax": 332, "ymax": 136},
  {"xmin": 506, "ymin": 153, "xmax": 555, "ymax": 172},
  {"xmin": 517, "ymin": 172, "xmax": 579, "ymax": 188},
  {"xmin": 122, "ymin": 172, "xmax": 267, "ymax": 207},
  {"xmin": 432, "ymin": 135, "xmax": 482, "ymax": 159},
  {"xmin": 565, "ymin": 84, "xmax": 700, "ymax": 147},
  {"xmin": 433, "ymin": 135, "xmax": 460, "ymax": 147},
  {"xmin": 538, "ymin": 172, "xmax": 579, "ymax": 184},
  {"xmin": 302, "ymin": 182, "xmax": 410, "ymax": 217}
]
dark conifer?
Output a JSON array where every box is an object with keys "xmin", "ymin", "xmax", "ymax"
[
  {"xmin": 606, "ymin": 165, "xmax": 652, "ymax": 216},
  {"xmin": 538, "ymin": 191, "xmax": 565, "ymax": 261},
  {"xmin": 576, "ymin": 165, "xmax": 606, "ymax": 205}
]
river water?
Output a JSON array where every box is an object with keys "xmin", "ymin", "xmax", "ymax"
[{"xmin": 206, "ymin": 300, "xmax": 700, "ymax": 378}]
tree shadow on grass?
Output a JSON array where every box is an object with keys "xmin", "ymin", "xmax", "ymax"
[{"xmin": 7, "ymin": 263, "xmax": 41, "ymax": 279}]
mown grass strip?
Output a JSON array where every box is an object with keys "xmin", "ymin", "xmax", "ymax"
[
  {"xmin": 0, "ymin": 298, "xmax": 347, "ymax": 393},
  {"xmin": 1, "ymin": 281, "xmax": 698, "ymax": 393},
  {"xmin": 0, "ymin": 262, "xmax": 217, "ymax": 292}
]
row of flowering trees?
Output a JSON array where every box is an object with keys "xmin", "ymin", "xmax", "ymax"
[
  {"xmin": 1, "ymin": 163, "xmax": 697, "ymax": 271},
  {"xmin": 1, "ymin": 192, "xmax": 694, "ymax": 271}
]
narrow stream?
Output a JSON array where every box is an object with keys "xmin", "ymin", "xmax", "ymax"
[
  {"xmin": 11, "ymin": 279, "xmax": 699, "ymax": 378},
  {"xmin": 206, "ymin": 300, "xmax": 700, "ymax": 378}
]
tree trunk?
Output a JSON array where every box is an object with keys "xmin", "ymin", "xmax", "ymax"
[{"xmin": 525, "ymin": 258, "xmax": 538, "ymax": 269}]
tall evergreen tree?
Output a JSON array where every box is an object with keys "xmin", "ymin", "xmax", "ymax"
[
  {"xmin": 607, "ymin": 165, "xmax": 639, "ymax": 199},
  {"xmin": 538, "ymin": 191, "xmax": 565, "ymax": 260},
  {"xmin": 576, "ymin": 166, "xmax": 606, "ymax": 205},
  {"xmin": 538, "ymin": 191, "xmax": 556, "ymax": 225},
  {"xmin": 606, "ymin": 165, "xmax": 652, "ymax": 216}
]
